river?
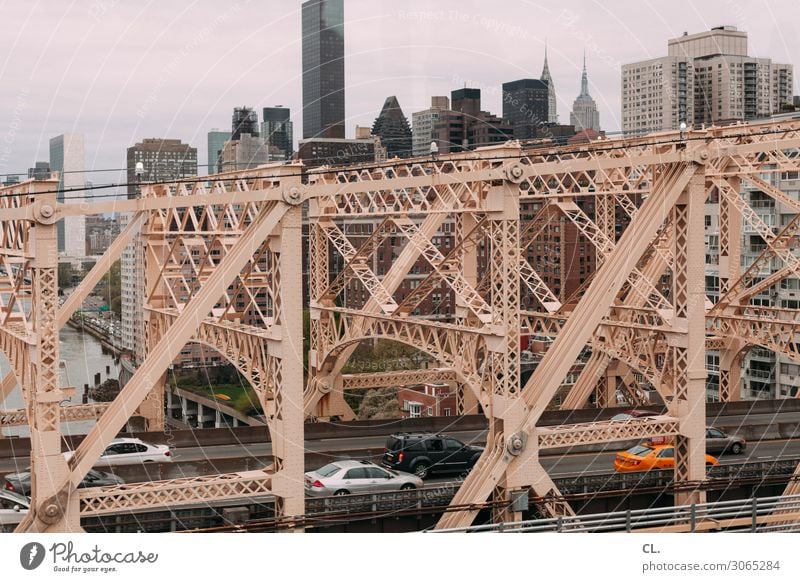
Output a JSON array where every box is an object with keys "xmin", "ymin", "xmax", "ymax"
[{"xmin": 1, "ymin": 326, "xmax": 119, "ymax": 437}]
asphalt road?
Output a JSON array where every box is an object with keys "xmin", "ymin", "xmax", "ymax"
[{"xmin": 3, "ymin": 420, "xmax": 800, "ymax": 479}]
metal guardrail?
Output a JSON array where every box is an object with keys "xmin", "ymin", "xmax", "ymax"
[
  {"xmin": 431, "ymin": 493, "xmax": 800, "ymax": 533},
  {"xmin": 72, "ymin": 457, "xmax": 800, "ymax": 532}
]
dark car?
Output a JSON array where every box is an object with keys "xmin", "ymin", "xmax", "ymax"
[
  {"xmin": 705, "ymin": 427, "xmax": 746, "ymax": 455},
  {"xmin": 382, "ymin": 433, "xmax": 484, "ymax": 479},
  {"xmin": 4, "ymin": 469, "xmax": 124, "ymax": 495}
]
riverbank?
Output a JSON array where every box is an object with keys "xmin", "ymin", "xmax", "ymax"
[{"xmin": 66, "ymin": 316, "xmax": 124, "ymax": 357}]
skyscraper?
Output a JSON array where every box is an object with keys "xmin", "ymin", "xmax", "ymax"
[
  {"xmin": 502, "ymin": 78, "xmax": 550, "ymax": 140},
  {"xmin": 231, "ymin": 107, "xmax": 259, "ymax": 140},
  {"xmin": 371, "ymin": 96, "xmax": 412, "ymax": 158},
  {"xmin": 49, "ymin": 133, "xmax": 86, "ymax": 257},
  {"xmin": 302, "ymin": 0, "xmax": 345, "ymax": 139},
  {"xmin": 207, "ymin": 129, "xmax": 231, "ymax": 174},
  {"xmin": 262, "ymin": 106, "xmax": 294, "ymax": 159},
  {"xmin": 541, "ymin": 44, "xmax": 558, "ymax": 123},
  {"xmin": 622, "ymin": 26, "xmax": 794, "ymax": 135},
  {"xmin": 123, "ymin": 139, "xmax": 197, "ymax": 363},
  {"xmin": 570, "ymin": 53, "xmax": 601, "ymax": 132}
]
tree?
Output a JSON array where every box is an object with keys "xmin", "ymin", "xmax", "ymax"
[
  {"xmin": 357, "ymin": 387, "xmax": 400, "ymax": 419},
  {"xmin": 58, "ymin": 263, "xmax": 73, "ymax": 287}
]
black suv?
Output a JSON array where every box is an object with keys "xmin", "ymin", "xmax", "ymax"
[{"xmin": 381, "ymin": 433, "xmax": 484, "ymax": 479}]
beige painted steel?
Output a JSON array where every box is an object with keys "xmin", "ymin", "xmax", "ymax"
[{"xmin": 1, "ymin": 120, "xmax": 800, "ymax": 531}]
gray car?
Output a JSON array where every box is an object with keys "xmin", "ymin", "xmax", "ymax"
[
  {"xmin": 304, "ymin": 460, "xmax": 423, "ymax": 497},
  {"xmin": 705, "ymin": 427, "xmax": 746, "ymax": 455}
]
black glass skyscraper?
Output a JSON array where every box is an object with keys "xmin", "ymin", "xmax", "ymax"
[
  {"xmin": 262, "ymin": 106, "xmax": 294, "ymax": 159},
  {"xmin": 302, "ymin": 0, "xmax": 345, "ymax": 139}
]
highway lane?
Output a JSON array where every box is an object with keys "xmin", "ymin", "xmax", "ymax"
[
  {"xmin": 3, "ymin": 421, "xmax": 800, "ymax": 478},
  {"xmin": 166, "ymin": 436, "xmax": 800, "ymax": 476},
  {"xmin": 4, "ymin": 433, "xmax": 799, "ymax": 481}
]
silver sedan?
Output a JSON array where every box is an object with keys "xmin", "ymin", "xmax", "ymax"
[{"xmin": 304, "ymin": 460, "xmax": 422, "ymax": 497}]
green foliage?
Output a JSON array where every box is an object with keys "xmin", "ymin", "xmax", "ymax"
[
  {"xmin": 169, "ymin": 365, "xmax": 263, "ymax": 416},
  {"xmin": 84, "ymin": 259, "xmax": 122, "ymax": 315},
  {"xmin": 356, "ymin": 387, "xmax": 399, "ymax": 419},
  {"xmin": 58, "ymin": 263, "xmax": 74, "ymax": 286}
]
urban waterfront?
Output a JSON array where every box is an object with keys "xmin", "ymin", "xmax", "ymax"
[{"xmin": 1, "ymin": 326, "xmax": 118, "ymax": 437}]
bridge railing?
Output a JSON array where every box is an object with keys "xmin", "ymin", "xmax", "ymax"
[{"xmin": 431, "ymin": 493, "xmax": 800, "ymax": 533}]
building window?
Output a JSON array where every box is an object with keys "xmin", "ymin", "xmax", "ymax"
[
  {"xmin": 408, "ymin": 403, "xmax": 421, "ymax": 418},
  {"xmin": 427, "ymin": 407, "xmax": 433, "ymax": 416},
  {"xmin": 443, "ymin": 408, "xmax": 451, "ymax": 416}
]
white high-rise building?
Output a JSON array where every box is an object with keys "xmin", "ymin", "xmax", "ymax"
[
  {"xmin": 49, "ymin": 133, "xmax": 86, "ymax": 257},
  {"xmin": 412, "ymin": 96, "xmax": 449, "ymax": 157},
  {"xmin": 622, "ymin": 26, "xmax": 793, "ymax": 135}
]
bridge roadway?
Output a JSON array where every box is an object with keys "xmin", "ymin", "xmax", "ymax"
[{"xmin": 3, "ymin": 425, "xmax": 800, "ymax": 484}]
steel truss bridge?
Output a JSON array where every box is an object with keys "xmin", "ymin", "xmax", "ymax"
[{"xmin": 3, "ymin": 120, "xmax": 800, "ymax": 532}]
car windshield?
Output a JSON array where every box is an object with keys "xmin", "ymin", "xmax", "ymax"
[
  {"xmin": 626, "ymin": 445, "xmax": 653, "ymax": 457},
  {"xmin": 611, "ymin": 414, "xmax": 633, "ymax": 421},
  {"xmin": 315, "ymin": 463, "xmax": 341, "ymax": 477}
]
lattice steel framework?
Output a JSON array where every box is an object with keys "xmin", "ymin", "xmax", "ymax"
[{"xmin": 1, "ymin": 120, "xmax": 800, "ymax": 531}]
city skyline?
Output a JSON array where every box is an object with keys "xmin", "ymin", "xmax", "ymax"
[{"xmin": 0, "ymin": 1, "xmax": 798, "ymax": 178}]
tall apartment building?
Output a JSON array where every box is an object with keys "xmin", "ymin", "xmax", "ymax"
[
  {"xmin": 123, "ymin": 139, "xmax": 197, "ymax": 363},
  {"xmin": 49, "ymin": 133, "xmax": 86, "ymax": 257},
  {"xmin": 207, "ymin": 129, "xmax": 231, "ymax": 175},
  {"xmin": 570, "ymin": 54, "xmax": 601, "ymax": 132},
  {"xmin": 412, "ymin": 96, "xmax": 449, "ymax": 157},
  {"xmin": 622, "ymin": 26, "xmax": 793, "ymax": 135},
  {"xmin": 502, "ymin": 78, "xmax": 550, "ymax": 140},
  {"xmin": 262, "ymin": 106, "xmax": 293, "ymax": 160},
  {"xmin": 302, "ymin": 0, "xmax": 345, "ymax": 139},
  {"xmin": 703, "ymin": 111, "xmax": 800, "ymax": 400}
]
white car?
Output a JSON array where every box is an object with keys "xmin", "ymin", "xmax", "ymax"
[{"xmin": 64, "ymin": 437, "xmax": 172, "ymax": 467}]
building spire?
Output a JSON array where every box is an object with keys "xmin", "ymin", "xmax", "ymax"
[
  {"xmin": 580, "ymin": 50, "xmax": 589, "ymax": 97},
  {"xmin": 541, "ymin": 39, "xmax": 551, "ymax": 79},
  {"xmin": 540, "ymin": 40, "xmax": 557, "ymax": 123}
]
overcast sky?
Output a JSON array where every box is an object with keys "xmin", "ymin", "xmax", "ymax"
[{"xmin": 1, "ymin": 0, "xmax": 798, "ymax": 180}]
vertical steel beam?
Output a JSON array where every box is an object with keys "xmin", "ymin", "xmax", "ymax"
[
  {"xmin": 484, "ymin": 182, "xmax": 521, "ymax": 522},
  {"xmin": 269, "ymin": 206, "xmax": 306, "ymax": 525},
  {"xmin": 671, "ymin": 165, "xmax": 707, "ymax": 506},
  {"xmin": 25, "ymin": 187, "xmax": 78, "ymax": 531}
]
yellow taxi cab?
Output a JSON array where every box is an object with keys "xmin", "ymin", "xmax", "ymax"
[{"xmin": 614, "ymin": 438, "xmax": 719, "ymax": 473}]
